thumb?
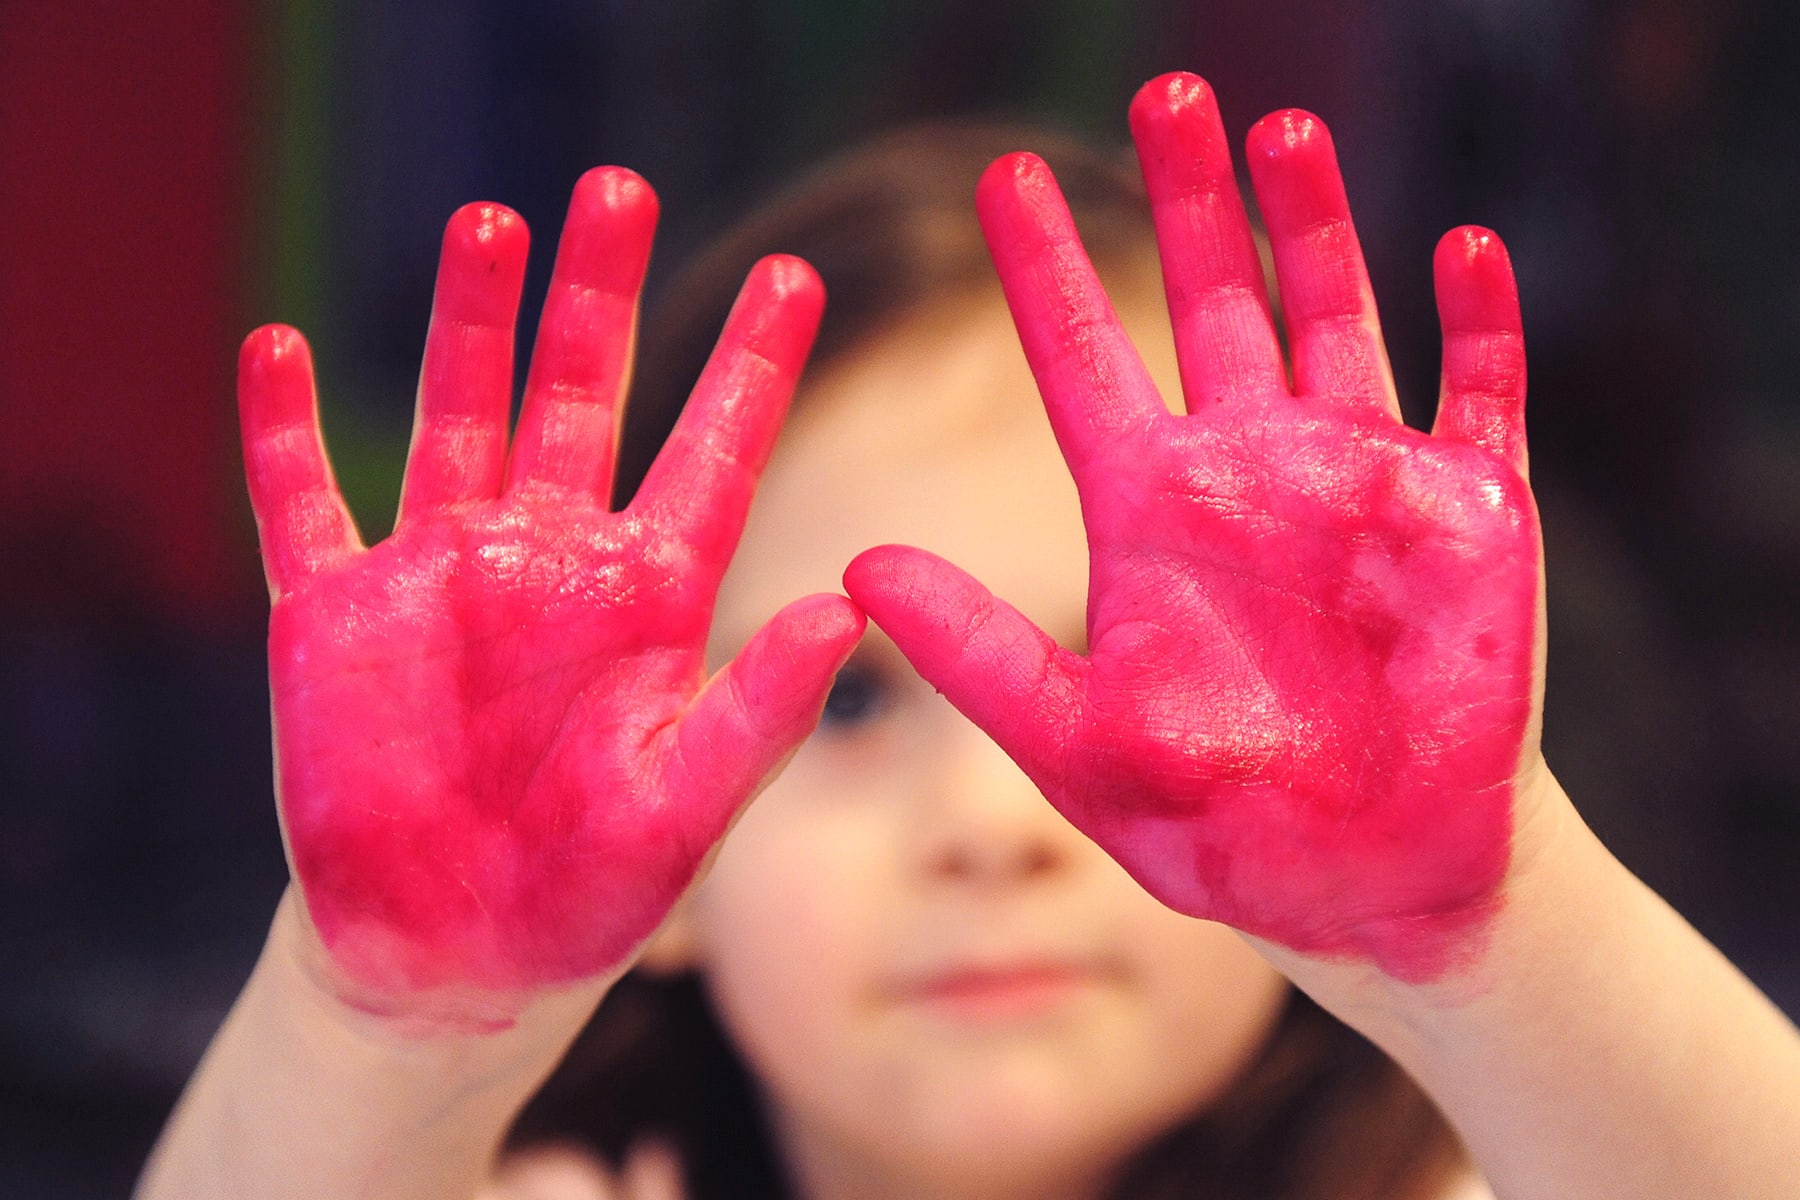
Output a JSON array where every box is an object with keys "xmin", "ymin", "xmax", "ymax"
[
  {"xmin": 667, "ymin": 592, "xmax": 864, "ymax": 839},
  {"xmin": 844, "ymin": 544, "xmax": 1087, "ymax": 795}
]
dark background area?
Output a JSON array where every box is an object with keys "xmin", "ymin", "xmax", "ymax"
[{"xmin": 3, "ymin": 1, "xmax": 1798, "ymax": 1195}]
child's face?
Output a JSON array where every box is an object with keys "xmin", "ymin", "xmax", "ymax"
[{"xmin": 676, "ymin": 285, "xmax": 1288, "ymax": 1199}]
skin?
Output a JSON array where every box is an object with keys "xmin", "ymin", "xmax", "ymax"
[
  {"xmin": 659, "ymin": 291, "xmax": 1289, "ymax": 1200},
  {"xmin": 845, "ymin": 73, "xmax": 1543, "ymax": 982},
  {"xmin": 239, "ymin": 166, "xmax": 864, "ymax": 1031}
]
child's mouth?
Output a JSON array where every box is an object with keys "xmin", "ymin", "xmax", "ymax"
[{"xmin": 905, "ymin": 962, "xmax": 1098, "ymax": 1021}]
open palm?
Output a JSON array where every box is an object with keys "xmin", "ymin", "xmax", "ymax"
[
  {"xmin": 243, "ymin": 169, "xmax": 860, "ymax": 1026},
  {"xmin": 846, "ymin": 74, "xmax": 1541, "ymax": 982}
]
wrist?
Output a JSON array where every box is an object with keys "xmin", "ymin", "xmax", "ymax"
[
  {"xmin": 137, "ymin": 892, "xmax": 615, "ymax": 1200},
  {"xmin": 267, "ymin": 887, "xmax": 613, "ymax": 1072},
  {"xmin": 1249, "ymin": 760, "xmax": 1580, "ymax": 1035},
  {"xmin": 1271, "ymin": 767, "xmax": 1800, "ymax": 1200}
]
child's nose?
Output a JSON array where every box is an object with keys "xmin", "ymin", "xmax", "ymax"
[{"xmin": 913, "ymin": 713, "xmax": 1080, "ymax": 884}]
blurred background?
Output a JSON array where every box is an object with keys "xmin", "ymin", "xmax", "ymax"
[{"xmin": 3, "ymin": 1, "xmax": 1797, "ymax": 1194}]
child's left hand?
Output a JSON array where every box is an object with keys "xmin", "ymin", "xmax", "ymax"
[{"xmin": 845, "ymin": 73, "xmax": 1543, "ymax": 984}]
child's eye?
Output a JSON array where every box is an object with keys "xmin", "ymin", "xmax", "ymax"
[{"xmin": 819, "ymin": 662, "xmax": 889, "ymax": 729}]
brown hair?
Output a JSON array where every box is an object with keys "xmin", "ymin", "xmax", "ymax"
[
  {"xmin": 608, "ymin": 122, "xmax": 1163, "ymax": 507},
  {"xmin": 514, "ymin": 123, "xmax": 1467, "ymax": 1200}
]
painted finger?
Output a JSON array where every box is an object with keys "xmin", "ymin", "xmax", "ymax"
[
  {"xmin": 844, "ymin": 544, "xmax": 1087, "ymax": 795},
  {"xmin": 977, "ymin": 152, "xmax": 1167, "ymax": 477},
  {"xmin": 1129, "ymin": 72, "xmax": 1286, "ymax": 409},
  {"xmin": 1245, "ymin": 111, "xmax": 1399, "ymax": 415},
  {"xmin": 632, "ymin": 255, "xmax": 823, "ymax": 571},
  {"xmin": 238, "ymin": 325, "xmax": 362, "ymax": 598},
  {"xmin": 396, "ymin": 202, "xmax": 529, "ymax": 522},
  {"xmin": 668, "ymin": 593, "xmax": 865, "ymax": 838},
  {"xmin": 508, "ymin": 167, "xmax": 658, "ymax": 499},
  {"xmin": 1431, "ymin": 226, "xmax": 1528, "ymax": 476}
]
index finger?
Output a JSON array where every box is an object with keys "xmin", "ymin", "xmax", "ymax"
[
  {"xmin": 976, "ymin": 152, "xmax": 1167, "ymax": 477},
  {"xmin": 631, "ymin": 255, "xmax": 824, "ymax": 571}
]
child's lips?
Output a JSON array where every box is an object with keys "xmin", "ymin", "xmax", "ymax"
[{"xmin": 900, "ymin": 961, "xmax": 1103, "ymax": 1021}]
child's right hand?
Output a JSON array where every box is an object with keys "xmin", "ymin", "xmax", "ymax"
[{"xmin": 240, "ymin": 168, "xmax": 861, "ymax": 1033}]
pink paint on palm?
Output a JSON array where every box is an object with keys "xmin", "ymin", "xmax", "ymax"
[
  {"xmin": 844, "ymin": 73, "xmax": 1539, "ymax": 983},
  {"xmin": 240, "ymin": 168, "xmax": 863, "ymax": 1028}
]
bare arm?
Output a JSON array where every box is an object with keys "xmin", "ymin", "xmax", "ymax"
[
  {"xmin": 1295, "ymin": 769, "xmax": 1800, "ymax": 1200},
  {"xmin": 843, "ymin": 71, "xmax": 1800, "ymax": 1198}
]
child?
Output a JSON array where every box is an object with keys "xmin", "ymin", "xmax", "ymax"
[
  {"xmin": 138, "ymin": 73, "xmax": 1800, "ymax": 1200},
  {"xmin": 500, "ymin": 118, "xmax": 1471, "ymax": 1200}
]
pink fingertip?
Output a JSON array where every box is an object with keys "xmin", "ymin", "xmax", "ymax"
[
  {"xmin": 1129, "ymin": 73, "xmax": 1234, "ymax": 194},
  {"xmin": 570, "ymin": 165, "xmax": 659, "ymax": 227},
  {"xmin": 564, "ymin": 166, "xmax": 659, "ymax": 285},
  {"xmin": 1434, "ymin": 225, "xmax": 1520, "ymax": 327},
  {"xmin": 1129, "ymin": 71, "xmax": 1216, "ymax": 137},
  {"xmin": 841, "ymin": 543, "xmax": 913, "ymax": 608},
  {"xmin": 752, "ymin": 252, "xmax": 825, "ymax": 308},
  {"xmin": 240, "ymin": 322, "xmax": 306, "ymax": 367},
  {"xmin": 239, "ymin": 323, "xmax": 308, "ymax": 382},
  {"xmin": 733, "ymin": 253, "xmax": 827, "ymax": 355},
  {"xmin": 975, "ymin": 151, "xmax": 1055, "ymax": 229},
  {"xmin": 438, "ymin": 202, "xmax": 531, "ymax": 324},
  {"xmin": 728, "ymin": 593, "xmax": 866, "ymax": 745},
  {"xmin": 238, "ymin": 324, "xmax": 312, "ymax": 422},
  {"xmin": 842, "ymin": 545, "xmax": 966, "ymax": 653},
  {"xmin": 767, "ymin": 590, "xmax": 866, "ymax": 651},
  {"xmin": 1243, "ymin": 109, "xmax": 1354, "ymax": 247},
  {"xmin": 1245, "ymin": 108, "xmax": 1332, "ymax": 164},
  {"xmin": 447, "ymin": 200, "xmax": 529, "ymax": 247}
]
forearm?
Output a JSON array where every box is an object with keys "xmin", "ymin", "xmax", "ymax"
[
  {"xmin": 136, "ymin": 890, "xmax": 609, "ymax": 1200},
  {"xmin": 1275, "ymin": 768, "xmax": 1800, "ymax": 1200}
]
